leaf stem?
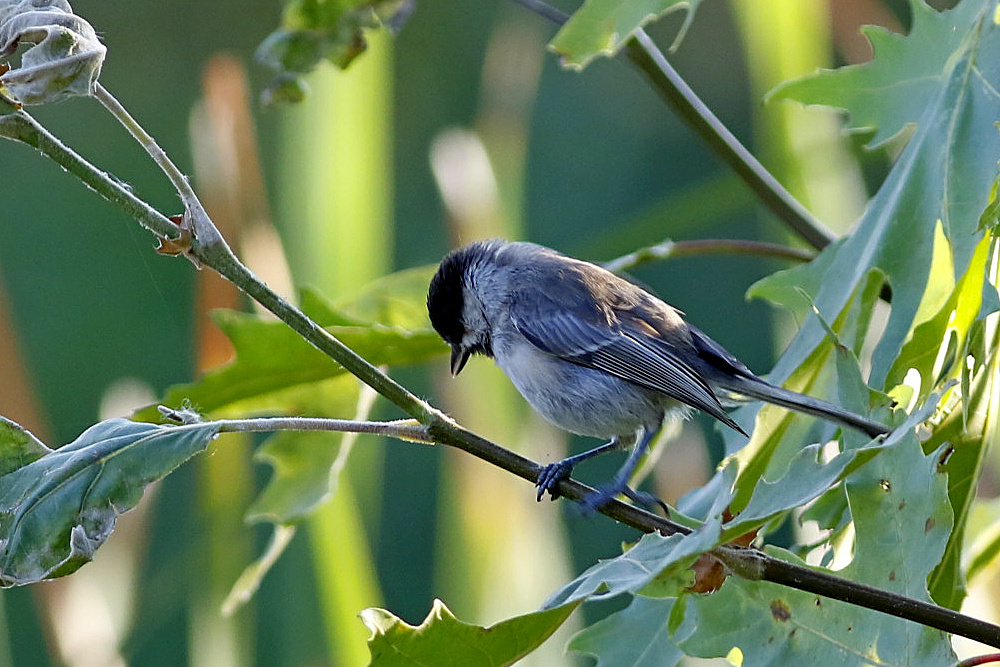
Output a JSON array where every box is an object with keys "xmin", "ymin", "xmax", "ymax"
[
  {"xmin": 602, "ymin": 237, "xmax": 815, "ymax": 273},
  {"xmin": 513, "ymin": 0, "xmax": 837, "ymax": 251},
  {"xmin": 93, "ymin": 83, "xmax": 224, "ymax": 247},
  {"xmin": 214, "ymin": 416, "xmax": 434, "ymax": 443}
]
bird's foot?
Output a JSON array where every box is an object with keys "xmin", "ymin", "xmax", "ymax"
[
  {"xmin": 536, "ymin": 460, "xmax": 575, "ymax": 501},
  {"xmin": 578, "ymin": 484, "xmax": 669, "ymax": 515}
]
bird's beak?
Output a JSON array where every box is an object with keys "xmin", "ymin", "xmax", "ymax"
[{"xmin": 450, "ymin": 345, "xmax": 471, "ymax": 375}]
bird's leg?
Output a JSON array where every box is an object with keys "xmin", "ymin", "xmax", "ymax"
[
  {"xmin": 536, "ymin": 439, "xmax": 621, "ymax": 501},
  {"xmin": 581, "ymin": 429, "xmax": 666, "ymax": 513}
]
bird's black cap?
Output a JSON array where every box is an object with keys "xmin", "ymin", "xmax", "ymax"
[
  {"xmin": 427, "ymin": 246, "xmax": 470, "ymax": 348},
  {"xmin": 427, "ymin": 241, "xmax": 504, "ymax": 370}
]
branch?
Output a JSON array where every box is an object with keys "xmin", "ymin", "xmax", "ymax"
[
  {"xmin": 93, "ymin": 83, "xmax": 224, "ymax": 248},
  {"xmin": 602, "ymin": 237, "xmax": 815, "ymax": 273},
  {"xmin": 514, "ymin": 0, "xmax": 837, "ymax": 251},
  {"xmin": 215, "ymin": 416, "xmax": 434, "ymax": 442}
]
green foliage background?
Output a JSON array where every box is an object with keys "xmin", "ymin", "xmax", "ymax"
[{"xmin": 1, "ymin": 0, "xmax": 998, "ymax": 666}]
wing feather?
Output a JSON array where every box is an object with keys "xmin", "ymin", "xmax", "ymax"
[{"xmin": 509, "ymin": 290, "xmax": 742, "ymax": 433}]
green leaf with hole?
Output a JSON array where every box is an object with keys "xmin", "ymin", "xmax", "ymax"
[
  {"xmin": 0, "ymin": 418, "xmax": 218, "ymax": 586},
  {"xmin": 550, "ymin": 0, "xmax": 702, "ymax": 69},
  {"xmin": 361, "ymin": 598, "xmax": 577, "ymax": 667},
  {"xmin": 675, "ymin": 436, "xmax": 955, "ymax": 665}
]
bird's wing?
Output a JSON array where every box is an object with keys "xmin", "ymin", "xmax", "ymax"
[{"xmin": 509, "ymin": 290, "xmax": 743, "ymax": 433}]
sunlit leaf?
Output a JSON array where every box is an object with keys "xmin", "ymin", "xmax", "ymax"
[
  {"xmin": 361, "ymin": 598, "xmax": 576, "ymax": 667},
  {"xmin": 0, "ymin": 415, "xmax": 50, "ymax": 476},
  {"xmin": 676, "ymin": 436, "xmax": 955, "ymax": 665},
  {"xmin": 550, "ymin": 0, "xmax": 702, "ymax": 69},
  {"xmin": 768, "ymin": 0, "xmax": 998, "ymax": 393},
  {"xmin": 0, "ymin": 418, "xmax": 218, "ymax": 586},
  {"xmin": 256, "ymin": 0, "xmax": 413, "ymax": 105}
]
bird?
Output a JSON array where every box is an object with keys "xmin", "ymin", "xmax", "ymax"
[{"xmin": 426, "ymin": 239, "xmax": 890, "ymax": 510}]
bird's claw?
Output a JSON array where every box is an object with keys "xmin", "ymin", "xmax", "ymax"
[
  {"xmin": 537, "ymin": 462, "xmax": 669, "ymax": 516},
  {"xmin": 579, "ymin": 485, "xmax": 669, "ymax": 515},
  {"xmin": 536, "ymin": 461, "xmax": 575, "ymax": 501}
]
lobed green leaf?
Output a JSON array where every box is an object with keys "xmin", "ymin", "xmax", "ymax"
[
  {"xmin": 676, "ymin": 435, "xmax": 955, "ymax": 665},
  {"xmin": 361, "ymin": 598, "xmax": 577, "ymax": 667}
]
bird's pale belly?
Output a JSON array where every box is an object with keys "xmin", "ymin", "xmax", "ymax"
[{"xmin": 495, "ymin": 342, "xmax": 673, "ymax": 439}]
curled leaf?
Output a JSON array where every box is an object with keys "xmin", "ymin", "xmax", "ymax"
[{"xmin": 0, "ymin": 0, "xmax": 105, "ymax": 104}]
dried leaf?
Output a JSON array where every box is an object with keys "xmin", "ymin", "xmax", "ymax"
[{"xmin": 0, "ymin": 0, "xmax": 106, "ymax": 104}]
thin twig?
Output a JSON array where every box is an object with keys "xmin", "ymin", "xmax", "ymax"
[
  {"xmin": 93, "ymin": 83, "xmax": 224, "ymax": 247},
  {"xmin": 514, "ymin": 0, "xmax": 837, "ymax": 251},
  {"xmin": 603, "ymin": 238, "xmax": 815, "ymax": 273},
  {"xmin": 0, "ymin": 109, "xmax": 179, "ymax": 239},
  {"xmin": 215, "ymin": 416, "xmax": 433, "ymax": 443},
  {"xmin": 953, "ymin": 654, "xmax": 1000, "ymax": 667}
]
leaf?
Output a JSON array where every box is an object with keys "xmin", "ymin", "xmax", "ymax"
[
  {"xmin": 244, "ymin": 375, "xmax": 362, "ymax": 525},
  {"xmin": 724, "ymin": 277, "xmax": 895, "ymax": 517},
  {"xmin": 0, "ymin": 418, "xmax": 218, "ymax": 586},
  {"xmin": 332, "ymin": 265, "xmax": 439, "ymax": 330},
  {"xmin": 0, "ymin": 0, "xmax": 105, "ymax": 104},
  {"xmin": 542, "ymin": 519, "xmax": 722, "ymax": 609},
  {"xmin": 550, "ymin": 0, "xmax": 702, "ymax": 69},
  {"xmin": 767, "ymin": 0, "xmax": 998, "ymax": 392},
  {"xmin": 138, "ymin": 267, "xmax": 445, "ymax": 421},
  {"xmin": 256, "ymin": 0, "xmax": 413, "ymax": 105},
  {"xmin": 0, "ymin": 416, "xmax": 50, "ymax": 476},
  {"xmin": 567, "ymin": 596, "xmax": 682, "ymax": 667},
  {"xmin": 922, "ymin": 274, "xmax": 1000, "ymax": 609},
  {"xmin": 360, "ymin": 598, "xmax": 577, "ymax": 667},
  {"xmin": 675, "ymin": 436, "xmax": 955, "ymax": 666}
]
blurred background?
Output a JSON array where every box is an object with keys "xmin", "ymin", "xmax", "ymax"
[{"xmin": 0, "ymin": 0, "xmax": 937, "ymax": 665}]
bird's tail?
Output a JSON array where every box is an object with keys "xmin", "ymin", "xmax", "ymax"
[{"xmin": 715, "ymin": 375, "xmax": 890, "ymax": 438}]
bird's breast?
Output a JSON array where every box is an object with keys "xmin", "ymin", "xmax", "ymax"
[{"xmin": 494, "ymin": 339, "xmax": 672, "ymax": 438}]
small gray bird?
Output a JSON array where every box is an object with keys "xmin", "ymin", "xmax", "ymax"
[{"xmin": 426, "ymin": 239, "xmax": 889, "ymax": 510}]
